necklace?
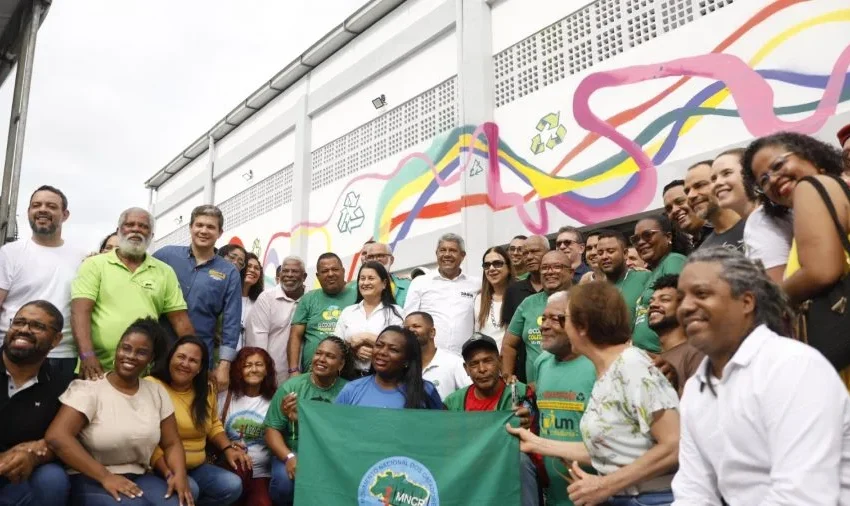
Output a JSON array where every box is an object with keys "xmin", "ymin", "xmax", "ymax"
[
  {"xmin": 310, "ymin": 373, "xmax": 339, "ymax": 391},
  {"xmin": 488, "ymin": 299, "xmax": 500, "ymax": 328}
]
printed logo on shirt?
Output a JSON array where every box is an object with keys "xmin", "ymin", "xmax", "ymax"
[
  {"xmin": 139, "ymin": 279, "xmax": 157, "ymax": 291},
  {"xmin": 318, "ymin": 305, "xmax": 342, "ymax": 333},
  {"xmin": 460, "ymin": 291, "xmax": 475, "ymax": 299},
  {"xmin": 225, "ymin": 409, "xmax": 265, "ymax": 448},
  {"xmin": 538, "ymin": 391, "xmax": 587, "ymax": 439},
  {"xmin": 209, "ymin": 269, "xmax": 226, "ymax": 280},
  {"xmin": 358, "ymin": 456, "xmax": 439, "ymax": 506},
  {"xmin": 527, "ymin": 328, "xmax": 542, "ymax": 344}
]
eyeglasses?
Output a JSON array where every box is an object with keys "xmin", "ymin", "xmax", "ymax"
[
  {"xmin": 555, "ymin": 238, "xmax": 580, "ymax": 249},
  {"xmin": 540, "ymin": 264, "xmax": 570, "ymax": 273},
  {"xmin": 757, "ymin": 152, "xmax": 794, "ymax": 191},
  {"xmin": 629, "ymin": 229, "xmax": 661, "ymax": 246},
  {"xmin": 226, "ymin": 252, "xmax": 246, "ymax": 270},
  {"xmin": 482, "ymin": 260, "xmax": 506, "ymax": 270},
  {"xmin": 10, "ymin": 317, "xmax": 59, "ymax": 333},
  {"xmin": 540, "ymin": 314, "xmax": 567, "ymax": 327}
]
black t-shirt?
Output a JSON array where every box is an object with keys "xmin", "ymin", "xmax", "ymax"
[
  {"xmin": 0, "ymin": 356, "xmax": 72, "ymax": 452},
  {"xmin": 699, "ymin": 218, "xmax": 746, "ymax": 253},
  {"xmin": 503, "ymin": 277, "xmax": 542, "ymax": 383}
]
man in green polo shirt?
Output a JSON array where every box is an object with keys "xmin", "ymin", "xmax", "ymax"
[
  {"xmin": 287, "ymin": 252, "xmax": 356, "ymax": 374},
  {"xmin": 595, "ymin": 229, "xmax": 651, "ymax": 325},
  {"xmin": 71, "ymin": 207, "xmax": 194, "ymax": 379},
  {"xmin": 502, "ymin": 250, "xmax": 572, "ymax": 384},
  {"xmin": 533, "ymin": 291, "xmax": 596, "ymax": 506}
]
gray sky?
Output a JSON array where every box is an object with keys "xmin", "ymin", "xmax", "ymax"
[{"xmin": 0, "ymin": 0, "xmax": 363, "ymax": 251}]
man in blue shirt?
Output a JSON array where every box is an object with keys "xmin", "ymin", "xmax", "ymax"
[{"xmin": 154, "ymin": 205, "xmax": 241, "ymax": 391}]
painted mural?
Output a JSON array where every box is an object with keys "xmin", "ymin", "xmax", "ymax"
[{"xmin": 224, "ymin": 0, "xmax": 850, "ymax": 281}]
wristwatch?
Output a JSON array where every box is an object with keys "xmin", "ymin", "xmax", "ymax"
[{"xmin": 284, "ymin": 452, "xmax": 296, "ymax": 462}]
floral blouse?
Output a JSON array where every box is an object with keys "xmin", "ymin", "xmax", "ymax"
[{"xmin": 580, "ymin": 346, "xmax": 679, "ymax": 477}]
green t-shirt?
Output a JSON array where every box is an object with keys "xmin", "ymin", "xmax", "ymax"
[
  {"xmin": 263, "ymin": 374, "xmax": 348, "ymax": 452},
  {"xmin": 291, "ymin": 286, "xmax": 356, "ymax": 370},
  {"xmin": 614, "ymin": 269, "xmax": 652, "ymax": 327},
  {"xmin": 533, "ymin": 353, "xmax": 596, "ymax": 506},
  {"xmin": 515, "ymin": 272, "xmax": 530, "ymax": 281},
  {"xmin": 632, "ymin": 253, "xmax": 687, "ymax": 353},
  {"xmin": 507, "ymin": 292, "xmax": 549, "ymax": 383},
  {"xmin": 71, "ymin": 251, "xmax": 187, "ymax": 371}
]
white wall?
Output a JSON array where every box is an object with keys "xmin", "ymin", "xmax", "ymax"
[
  {"xmin": 154, "ymin": 152, "xmax": 208, "ymax": 203},
  {"xmin": 156, "ymin": 190, "xmax": 204, "ymax": 238},
  {"xmin": 213, "ymin": 132, "xmax": 294, "ymax": 203}
]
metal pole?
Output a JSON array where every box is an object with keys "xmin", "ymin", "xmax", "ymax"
[{"xmin": 0, "ymin": 0, "xmax": 44, "ymax": 246}]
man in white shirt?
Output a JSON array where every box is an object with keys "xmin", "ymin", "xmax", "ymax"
[
  {"xmin": 673, "ymin": 246, "xmax": 850, "ymax": 505},
  {"xmin": 403, "ymin": 233, "xmax": 480, "ymax": 355},
  {"xmin": 405, "ymin": 311, "xmax": 470, "ymax": 400},
  {"xmin": 0, "ymin": 186, "xmax": 86, "ymax": 382},
  {"xmin": 245, "ymin": 256, "xmax": 307, "ymax": 386}
]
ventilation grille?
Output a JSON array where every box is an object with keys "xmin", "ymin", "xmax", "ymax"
[
  {"xmin": 217, "ymin": 164, "xmax": 294, "ymax": 232},
  {"xmin": 494, "ymin": 0, "xmax": 734, "ymax": 108},
  {"xmin": 310, "ymin": 77, "xmax": 459, "ymax": 190},
  {"xmin": 153, "ymin": 224, "xmax": 190, "ymax": 251}
]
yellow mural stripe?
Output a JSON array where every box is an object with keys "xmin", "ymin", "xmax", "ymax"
[{"xmin": 378, "ymin": 10, "xmax": 850, "ymax": 232}]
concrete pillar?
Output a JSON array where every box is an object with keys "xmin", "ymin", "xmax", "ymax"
[{"xmin": 290, "ymin": 94, "xmax": 312, "ymax": 261}]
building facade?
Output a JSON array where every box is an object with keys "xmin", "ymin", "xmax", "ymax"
[{"xmin": 146, "ymin": 0, "xmax": 850, "ymax": 285}]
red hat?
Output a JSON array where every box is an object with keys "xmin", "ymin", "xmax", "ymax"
[{"xmin": 839, "ymin": 124, "xmax": 850, "ymax": 147}]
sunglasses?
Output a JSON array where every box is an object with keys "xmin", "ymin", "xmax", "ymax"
[
  {"xmin": 555, "ymin": 238, "xmax": 580, "ymax": 249},
  {"xmin": 482, "ymin": 260, "xmax": 506, "ymax": 270},
  {"xmin": 629, "ymin": 229, "xmax": 661, "ymax": 246}
]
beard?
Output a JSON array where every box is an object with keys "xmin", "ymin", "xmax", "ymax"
[
  {"xmin": 3, "ymin": 331, "xmax": 51, "ymax": 365},
  {"xmin": 117, "ymin": 232, "xmax": 151, "ymax": 259},
  {"xmin": 648, "ymin": 314, "xmax": 679, "ymax": 334},
  {"xmin": 29, "ymin": 215, "xmax": 57, "ymax": 236}
]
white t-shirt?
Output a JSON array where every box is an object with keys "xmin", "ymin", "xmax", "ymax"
[
  {"xmin": 473, "ymin": 294, "xmax": 505, "ymax": 350},
  {"xmin": 236, "ymin": 295, "xmax": 255, "ymax": 352},
  {"xmin": 0, "ymin": 239, "xmax": 87, "ymax": 358},
  {"xmin": 743, "ymin": 206, "xmax": 794, "ymax": 269},
  {"xmin": 334, "ymin": 301, "xmax": 403, "ymax": 371},
  {"xmin": 217, "ymin": 392, "xmax": 272, "ymax": 478},
  {"xmin": 422, "ymin": 348, "xmax": 471, "ymax": 400}
]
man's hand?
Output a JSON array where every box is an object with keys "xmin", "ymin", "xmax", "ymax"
[
  {"xmin": 0, "ymin": 450, "xmax": 38, "ymax": 483},
  {"xmin": 81, "ymin": 354, "xmax": 104, "ymax": 381},
  {"xmin": 652, "ymin": 355, "xmax": 679, "ymax": 392},
  {"xmin": 215, "ymin": 362, "xmax": 231, "ymax": 392},
  {"xmin": 513, "ymin": 405, "xmax": 532, "ymax": 429}
]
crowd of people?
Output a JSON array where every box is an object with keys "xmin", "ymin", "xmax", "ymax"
[{"xmin": 2, "ymin": 125, "xmax": 850, "ymax": 506}]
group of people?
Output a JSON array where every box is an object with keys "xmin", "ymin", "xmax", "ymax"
[{"xmin": 2, "ymin": 125, "xmax": 850, "ymax": 506}]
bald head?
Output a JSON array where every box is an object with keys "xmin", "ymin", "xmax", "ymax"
[{"xmin": 523, "ymin": 235, "xmax": 551, "ymax": 274}]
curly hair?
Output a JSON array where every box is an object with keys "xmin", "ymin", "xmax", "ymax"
[
  {"xmin": 228, "ymin": 347, "xmax": 277, "ymax": 399},
  {"xmin": 244, "ymin": 253, "xmax": 265, "ymax": 302},
  {"xmin": 742, "ymin": 132, "xmax": 844, "ymax": 216},
  {"xmin": 318, "ymin": 335, "xmax": 357, "ymax": 381}
]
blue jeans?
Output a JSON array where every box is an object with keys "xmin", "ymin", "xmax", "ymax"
[
  {"xmin": 69, "ymin": 473, "xmax": 178, "ymax": 506},
  {"xmin": 606, "ymin": 490, "xmax": 674, "ymax": 506},
  {"xmin": 519, "ymin": 453, "xmax": 540, "ymax": 506},
  {"xmin": 0, "ymin": 462, "xmax": 70, "ymax": 506},
  {"xmin": 269, "ymin": 458, "xmax": 294, "ymax": 506},
  {"xmin": 187, "ymin": 464, "xmax": 242, "ymax": 506}
]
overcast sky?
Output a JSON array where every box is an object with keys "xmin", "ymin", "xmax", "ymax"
[{"xmin": 0, "ymin": 0, "xmax": 363, "ymax": 252}]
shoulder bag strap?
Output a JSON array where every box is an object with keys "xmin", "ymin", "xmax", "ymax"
[
  {"xmin": 220, "ymin": 389, "xmax": 234, "ymax": 424},
  {"xmin": 800, "ymin": 175, "xmax": 850, "ymax": 256}
]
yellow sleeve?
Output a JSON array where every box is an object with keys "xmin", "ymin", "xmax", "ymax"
[{"xmin": 207, "ymin": 385, "xmax": 225, "ymax": 439}]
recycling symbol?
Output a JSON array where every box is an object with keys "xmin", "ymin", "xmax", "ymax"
[
  {"xmin": 337, "ymin": 191, "xmax": 365, "ymax": 234},
  {"xmin": 469, "ymin": 159, "xmax": 485, "ymax": 177},
  {"xmin": 530, "ymin": 112, "xmax": 567, "ymax": 155},
  {"xmin": 576, "ymin": 392, "xmax": 586, "ymax": 402},
  {"xmin": 251, "ymin": 238, "xmax": 261, "ymax": 256}
]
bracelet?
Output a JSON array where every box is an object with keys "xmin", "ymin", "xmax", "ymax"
[
  {"xmin": 80, "ymin": 351, "xmax": 96, "ymax": 360},
  {"xmin": 284, "ymin": 452, "xmax": 296, "ymax": 463},
  {"xmin": 165, "ymin": 471, "xmax": 174, "ymax": 480},
  {"xmin": 288, "ymin": 367, "xmax": 301, "ymax": 374}
]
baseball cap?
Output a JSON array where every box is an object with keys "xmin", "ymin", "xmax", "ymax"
[
  {"xmin": 461, "ymin": 333, "xmax": 499, "ymax": 361},
  {"xmin": 838, "ymin": 124, "xmax": 850, "ymax": 147}
]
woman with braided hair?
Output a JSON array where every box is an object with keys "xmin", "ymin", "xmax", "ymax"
[{"xmin": 263, "ymin": 335, "xmax": 354, "ymax": 505}]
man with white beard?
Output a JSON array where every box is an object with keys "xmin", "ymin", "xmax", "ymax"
[
  {"xmin": 0, "ymin": 186, "xmax": 87, "ymax": 382},
  {"xmin": 70, "ymin": 207, "xmax": 194, "ymax": 380}
]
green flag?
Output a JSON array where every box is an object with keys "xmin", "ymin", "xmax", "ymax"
[{"xmin": 295, "ymin": 400, "xmax": 521, "ymax": 505}]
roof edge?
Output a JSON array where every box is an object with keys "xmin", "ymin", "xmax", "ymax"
[{"xmin": 145, "ymin": 0, "xmax": 407, "ymax": 189}]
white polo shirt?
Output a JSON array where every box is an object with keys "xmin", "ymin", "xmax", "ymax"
[
  {"xmin": 403, "ymin": 270, "xmax": 480, "ymax": 355},
  {"xmin": 244, "ymin": 285, "xmax": 299, "ymax": 386},
  {"xmin": 334, "ymin": 301, "xmax": 403, "ymax": 371},
  {"xmin": 422, "ymin": 348, "xmax": 471, "ymax": 401},
  {"xmin": 672, "ymin": 325, "xmax": 850, "ymax": 505}
]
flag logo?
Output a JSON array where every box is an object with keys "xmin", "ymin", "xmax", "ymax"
[{"xmin": 358, "ymin": 456, "xmax": 439, "ymax": 506}]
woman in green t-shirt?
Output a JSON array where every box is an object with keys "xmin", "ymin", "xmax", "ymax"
[{"xmin": 264, "ymin": 336, "xmax": 353, "ymax": 506}]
